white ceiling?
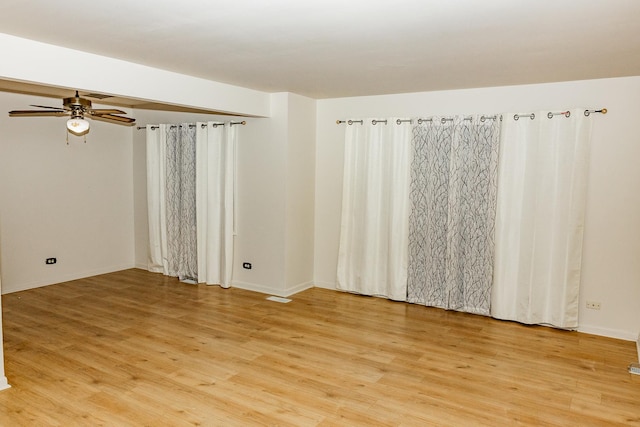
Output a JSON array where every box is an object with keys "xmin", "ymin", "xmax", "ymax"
[{"xmin": 0, "ymin": 0, "xmax": 639, "ymax": 99}]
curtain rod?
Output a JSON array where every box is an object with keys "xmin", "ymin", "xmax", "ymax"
[
  {"xmin": 513, "ymin": 108, "xmax": 607, "ymax": 121},
  {"xmin": 337, "ymin": 109, "xmax": 607, "ymax": 125},
  {"xmin": 136, "ymin": 121, "xmax": 247, "ymax": 130},
  {"xmin": 336, "ymin": 116, "xmax": 497, "ymax": 125}
]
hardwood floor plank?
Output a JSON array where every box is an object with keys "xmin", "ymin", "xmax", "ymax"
[{"xmin": 0, "ymin": 269, "xmax": 638, "ymax": 426}]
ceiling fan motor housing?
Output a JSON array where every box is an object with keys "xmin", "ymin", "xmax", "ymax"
[{"xmin": 63, "ymin": 95, "xmax": 92, "ymax": 110}]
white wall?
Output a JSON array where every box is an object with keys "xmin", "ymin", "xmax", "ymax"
[
  {"xmin": 232, "ymin": 94, "xmax": 288, "ymax": 294},
  {"xmin": 285, "ymin": 94, "xmax": 316, "ymax": 293},
  {"xmin": 231, "ymin": 93, "xmax": 317, "ymax": 296},
  {"xmin": 0, "ymin": 91, "xmax": 135, "ymax": 293},
  {"xmin": 314, "ymin": 76, "xmax": 640, "ymax": 341}
]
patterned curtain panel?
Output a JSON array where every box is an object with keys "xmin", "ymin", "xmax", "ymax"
[
  {"xmin": 165, "ymin": 124, "xmax": 198, "ymax": 281},
  {"xmin": 407, "ymin": 116, "xmax": 500, "ymax": 315}
]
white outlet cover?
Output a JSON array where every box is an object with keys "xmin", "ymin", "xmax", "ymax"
[{"xmin": 586, "ymin": 301, "xmax": 601, "ymax": 309}]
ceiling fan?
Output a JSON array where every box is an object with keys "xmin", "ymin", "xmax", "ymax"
[{"xmin": 8, "ymin": 91, "xmax": 136, "ymax": 135}]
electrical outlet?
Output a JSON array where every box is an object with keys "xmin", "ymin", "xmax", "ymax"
[
  {"xmin": 242, "ymin": 262, "xmax": 252, "ymax": 270},
  {"xmin": 45, "ymin": 257, "xmax": 57, "ymax": 265},
  {"xmin": 586, "ymin": 301, "xmax": 601, "ymax": 310}
]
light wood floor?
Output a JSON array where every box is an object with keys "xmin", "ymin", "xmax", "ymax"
[{"xmin": 0, "ymin": 269, "xmax": 637, "ymax": 426}]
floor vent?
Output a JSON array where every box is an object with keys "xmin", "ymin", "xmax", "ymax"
[{"xmin": 266, "ymin": 296, "xmax": 292, "ymax": 303}]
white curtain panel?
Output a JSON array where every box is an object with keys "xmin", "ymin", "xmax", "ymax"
[
  {"xmin": 195, "ymin": 122, "xmax": 236, "ymax": 287},
  {"xmin": 492, "ymin": 109, "xmax": 593, "ymax": 328},
  {"xmin": 337, "ymin": 119, "xmax": 412, "ymax": 300},
  {"xmin": 407, "ymin": 116, "xmax": 500, "ymax": 315},
  {"xmin": 146, "ymin": 124, "xmax": 169, "ymax": 274}
]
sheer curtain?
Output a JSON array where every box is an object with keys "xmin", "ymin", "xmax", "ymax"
[
  {"xmin": 492, "ymin": 109, "xmax": 592, "ymax": 328},
  {"xmin": 407, "ymin": 116, "xmax": 500, "ymax": 315},
  {"xmin": 337, "ymin": 119, "xmax": 412, "ymax": 301},
  {"xmin": 147, "ymin": 121, "xmax": 237, "ymax": 287}
]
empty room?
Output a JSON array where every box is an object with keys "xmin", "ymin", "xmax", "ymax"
[{"xmin": 0, "ymin": 1, "xmax": 638, "ymax": 425}]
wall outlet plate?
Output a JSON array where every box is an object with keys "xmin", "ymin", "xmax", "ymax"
[{"xmin": 586, "ymin": 301, "xmax": 601, "ymax": 310}]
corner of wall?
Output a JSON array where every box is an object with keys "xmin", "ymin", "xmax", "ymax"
[
  {"xmin": 0, "ymin": 277, "xmax": 8, "ymax": 390},
  {"xmin": 577, "ymin": 324, "xmax": 638, "ymax": 342}
]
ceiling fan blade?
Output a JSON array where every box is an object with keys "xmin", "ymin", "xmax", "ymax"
[
  {"xmin": 89, "ymin": 114, "xmax": 136, "ymax": 125},
  {"xmin": 9, "ymin": 110, "xmax": 70, "ymax": 117},
  {"xmin": 29, "ymin": 104, "xmax": 67, "ymax": 111},
  {"xmin": 89, "ymin": 108, "xmax": 127, "ymax": 115}
]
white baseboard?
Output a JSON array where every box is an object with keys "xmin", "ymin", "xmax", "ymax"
[
  {"xmin": 314, "ymin": 280, "xmax": 337, "ymax": 290},
  {"xmin": 1, "ymin": 263, "xmax": 136, "ymax": 294},
  {"xmin": 232, "ymin": 280, "xmax": 314, "ymax": 298},
  {"xmin": 284, "ymin": 281, "xmax": 314, "ymax": 297},
  {"xmin": 232, "ymin": 280, "xmax": 282, "ymax": 296},
  {"xmin": 134, "ymin": 262, "xmax": 149, "ymax": 270},
  {"xmin": 577, "ymin": 324, "xmax": 637, "ymax": 341},
  {"xmin": 0, "ymin": 376, "xmax": 10, "ymax": 391}
]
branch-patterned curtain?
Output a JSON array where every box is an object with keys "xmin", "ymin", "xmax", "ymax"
[
  {"xmin": 407, "ymin": 116, "xmax": 500, "ymax": 315},
  {"xmin": 147, "ymin": 122, "xmax": 237, "ymax": 286},
  {"xmin": 164, "ymin": 124, "xmax": 198, "ymax": 281}
]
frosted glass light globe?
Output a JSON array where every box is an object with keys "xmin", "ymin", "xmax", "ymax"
[{"xmin": 67, "ymin": 118, "xmax": 90, "ymax": 135}]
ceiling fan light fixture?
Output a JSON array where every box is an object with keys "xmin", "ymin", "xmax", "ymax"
[{"xmin": 66, "ymin": 117, "xmax": 90, "ymax": 135}]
